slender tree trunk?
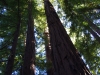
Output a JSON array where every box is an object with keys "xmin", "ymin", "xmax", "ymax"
[
  {"xmin": 83, "ymin": 15, "xmax": 100, "ymax": 43},
  {"xmin": 22, "ymin": 0, "xmax": 35, "ymax": 75},
  {"xmin": 88, "ymin": 27, "xmax": 100, "ymax": 43},
  {"xmin": 44, "ymin": 0, "xmax": 92, "ymax": 75},
  {"xmin": 44, "ymin": 28, "xmax": 54, "ymax": 75},
  {"xmin": 4, "ymin": 0, "xmax": 21, "ymax": 75},
  {"xmin": 84, "ymin": 16, "xmax": 100, "ymax": 35}
]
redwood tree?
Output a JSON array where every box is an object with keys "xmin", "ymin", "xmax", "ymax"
[
  {"xmin": 44, "ymin": 0, "xmax": 92, "ymax": 75},
  {"xmin": 44, "ymin": 28, "xmax": 54, "ymax": 75},
  {"xmin": 22, "ymin": 0, "xmax": 35, "ymax": 75},
  {"xmin": 4, "ymin": 0, "xmax": 21, "ymax": 75}
]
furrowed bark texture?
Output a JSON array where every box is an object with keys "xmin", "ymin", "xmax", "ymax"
[
  {"xmin": 4, "ymin": 0, "xmax": 21, "ymax": 75},
  {"xmin": 44, "ymin": 1, "xmax": 92, "ymax": 75},
  {"xmin": 22, "ymin": 0, "xmax": 35, "ymax": 75}
]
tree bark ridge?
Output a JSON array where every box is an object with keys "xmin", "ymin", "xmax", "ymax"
[{"xmin": 44, "ymin": 1, "xmax": 92, "ymax": 75}]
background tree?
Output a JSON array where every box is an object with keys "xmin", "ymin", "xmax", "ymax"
[
  {"xmin": 22, "ymin": 0, "xmax": 35, "ymax": 75},
  {"xmin": 4, "ymin": 0, "xmax": 21, "ymax": 75},
  {"xmin": 44, "ymin": 27, "xmax": 54, "ymax": 75}
]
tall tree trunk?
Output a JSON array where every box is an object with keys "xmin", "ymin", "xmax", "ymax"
[
  {"xmin": 4, "ymin": 0, "xmax": 21, "ymax": 75},
  {"xmin": 44, "ymin": 28, "xmax": 54, "ymax": 75},
  {"xmin": 22, "ymin": 0, "xmax": 35, "ymax": 75},
  {"xmin": 44, "ymin": 0, "xmax": 92, "ymax": 75}
]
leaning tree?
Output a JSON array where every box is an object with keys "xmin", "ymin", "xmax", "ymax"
[{"xmin": 44, "ymin": 0, "xmax": 92, "ymax": 75}]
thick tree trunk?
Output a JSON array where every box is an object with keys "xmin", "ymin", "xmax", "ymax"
[
  {"xmin": 44, "ymin": 28, "xmax": 54, "ymax": 75},
  {"xmin": 44, "ymin": 0, "xmax": 92, "ymax": 75},
  {"xmin": 4, "ymin": 0, "xmax": 21, "ymax": 75},
  {"xmin": 22, "ymin": 0, "xmax": 35, "ymax": 75}
]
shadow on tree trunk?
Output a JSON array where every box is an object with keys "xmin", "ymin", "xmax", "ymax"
[{"xmin": 44, "ymin": 0, "xmax": 92, "ymax": 75}]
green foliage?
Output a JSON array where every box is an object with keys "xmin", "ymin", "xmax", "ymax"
[
  {"xmin": 58, "ymin": 0, "xmax": 100, "ymax": 74},
  {"xmin": 0, "ymin": 0, "xmax": 100, "ymax": 74}
]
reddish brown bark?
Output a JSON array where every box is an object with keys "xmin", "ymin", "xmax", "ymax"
[
  {"xmin": 22, "ymin": 0, "xmax": 35, "ymax": 75},
  {"xmin": 44, "ymin": 0, "xmax": 92, "ymax": 75}
]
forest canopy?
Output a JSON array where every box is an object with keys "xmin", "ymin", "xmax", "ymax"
[{"xmin": 0, "ymin": 0, "xmax": 100, "ymax": 75}]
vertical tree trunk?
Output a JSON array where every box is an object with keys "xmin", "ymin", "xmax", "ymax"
[
  {"xmin": 22, "ymin": 0, "xmax": 35, "ymax": 75},
  {"xmin": 44, "ymin": 28, "xmax": 54, "ymax": 75},
  {"xmin": 4, "ymin": 0, "xmax": 21, "ymax": 75},
  {"xmin": 44, "ymin": 0, "xmax": 92, "ymax": 75}
]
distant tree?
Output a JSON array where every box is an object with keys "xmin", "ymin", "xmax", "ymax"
[
  {"xmin": 88, "ymin": 27, "xmax": 100, "ymax": 43},
  {"xmin": 4, "ymin": 0, "xmax": 21, "ymax": 75},
  {"xmin": 84, "ymin": 16, "xmax": 100, "ymax": 35},
  {"xmin": 22, "ymin": 0, "xmax": 35, "ymax": 75},
  {"xmin": 44, "ymin": 28, "xmax": 54, "ymax": 75}
]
